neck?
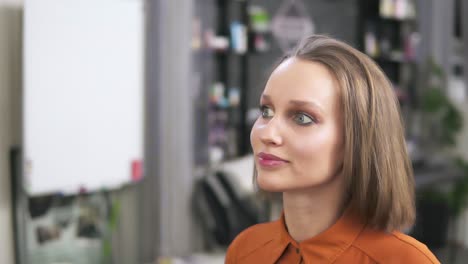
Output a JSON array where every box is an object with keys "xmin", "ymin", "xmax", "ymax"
[{"xmin": 282, "ymin": 175, "xmax": 347, "ymax": 242}]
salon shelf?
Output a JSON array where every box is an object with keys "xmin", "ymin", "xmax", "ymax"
[
  {"xmin": 379, "ymin": 15, "xmax": 416, "ymax": 23},
  {"xmin": 371, "ymin": 55, "xmax": 417, "ymax": 64}
]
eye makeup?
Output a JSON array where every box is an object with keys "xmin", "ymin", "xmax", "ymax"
[
  {"xmin": 258, "ymin": 103, "xmax": 318, "ymax": 126},
  {"xmin": 291, "ymin": 111, "xmax": 316, "ymax": 126},
  {"xmin": 259, "ymin": 105, "xmax": 274, "ymax": 118}
]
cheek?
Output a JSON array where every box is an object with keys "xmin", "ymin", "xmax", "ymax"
[
  {"xmin": 294, "ymin": 129, "xmax": 329, "ymax": 152},
  {"xmin": 293, "ymin": 128, "xmax": 343, "ymax": 169}
]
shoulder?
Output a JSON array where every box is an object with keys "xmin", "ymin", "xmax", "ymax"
[
  {"xmin": 390, "ymin": 232, "xmax": 440, "ymax": 263},
  {"xmin": 351, "ymin": 227, "xmax": 440, "ymax": 264},
  {"xmin": 225, "ymin": 221, "xmax": 279, "ymax": 263}
]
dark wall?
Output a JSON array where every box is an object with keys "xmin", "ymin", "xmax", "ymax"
[{"xmin": 246, "ymin": 0, "xmax": 359, "ymax": 110}]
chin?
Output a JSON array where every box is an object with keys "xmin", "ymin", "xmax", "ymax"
[
  {"xmin": 257, "ymin": 171, "xmax": 333, "ymax": 193},
  {"xmin": 258, "ymin": 183, "xmax": 284, "ymax": 193},
  {"xmin": 256, "ymin": 173, "xmax": 289, "ymax": 192}
]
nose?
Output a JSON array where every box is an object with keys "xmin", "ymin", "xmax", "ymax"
[{"xmin": 258, "ymin": 118, "xmax": 284, "ymax": 146}]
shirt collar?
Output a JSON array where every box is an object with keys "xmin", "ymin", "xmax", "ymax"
[{"xmin": 275, "ymin": 206, "xmax": 366, "ymax": 263}]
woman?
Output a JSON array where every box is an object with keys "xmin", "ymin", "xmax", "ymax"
[{"xmin": 225, "ymin": 35, "xmax": 440, "ymax": 263}]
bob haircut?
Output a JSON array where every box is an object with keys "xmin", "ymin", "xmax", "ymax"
[{"xmin": 254, "ymin": 35, "xmax": 415, "ymax": 232}]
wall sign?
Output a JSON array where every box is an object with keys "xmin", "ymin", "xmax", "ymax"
[{"xmin": 271, "ymin": 0, "xmax": 315, "ymax": 52}]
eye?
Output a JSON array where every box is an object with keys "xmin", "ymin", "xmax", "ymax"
[
  {"xmin": 293, "ymin": 113, "xmax": 314, "ymax": 125},
  {"xmin": 259, "ymin": 105, "xmax": 274, "ymax": 119}
]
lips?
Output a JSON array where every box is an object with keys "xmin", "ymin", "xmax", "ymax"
[{"xmin": 257, "ymin": 152, "xmax": 289, "ymax": 168}]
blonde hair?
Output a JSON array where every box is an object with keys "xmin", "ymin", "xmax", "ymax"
[{"xmin": 255, "ymin": 35, "xmax": 415, "ymax": 232}]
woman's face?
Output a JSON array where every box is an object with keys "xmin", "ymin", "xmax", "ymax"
[{"xmin": 251, "ymin": 57, "xmax": 344, "ymax": 192}]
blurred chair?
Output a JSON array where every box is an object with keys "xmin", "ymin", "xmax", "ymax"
[{"xmin": 192, "ymin": 155, "xmax": 268, "ymax": 250}]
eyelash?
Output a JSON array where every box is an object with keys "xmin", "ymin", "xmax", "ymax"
[
  {"xmin": 259, "ymin": 105, "xmax": 269, "ymax": 114},
  {"xmin": 258, "ymin": 104, "xmax": 316, "ymax": 126}
]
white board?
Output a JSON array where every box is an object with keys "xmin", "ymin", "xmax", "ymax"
[{"xmin": 23, "ymin": 0, "xmax": 144, "ymax": 196}]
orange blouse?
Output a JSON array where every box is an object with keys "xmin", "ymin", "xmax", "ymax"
[{"xmin": 225, "ymin": 208, "xmax": 440, "ymax": 264}]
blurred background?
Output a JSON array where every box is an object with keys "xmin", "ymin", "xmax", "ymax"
[{"xmin": 0, "ymin": 0, "xmax": 467, "ymax": 263}]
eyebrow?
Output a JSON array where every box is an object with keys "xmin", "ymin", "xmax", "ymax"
[{"xmin": 261, "ymin": 94, "xmax": 325, "ymax": 115}]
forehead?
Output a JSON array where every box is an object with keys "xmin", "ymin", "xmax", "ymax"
[{"xmin": 263, "ymin": 58, "xmax": 340, "ymax": 111}]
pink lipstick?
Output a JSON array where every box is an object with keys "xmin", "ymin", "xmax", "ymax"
[{"xmin": 257, "ymin": 152, "xmax": 289, "ymax": 168}]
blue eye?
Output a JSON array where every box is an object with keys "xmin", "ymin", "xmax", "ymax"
[
  {"xmin": 293, "ymin": 113, "xmax": 314, "ymax": 125},
  {"xmin": 260, "ymin": 105, "xmax": 274, "ymax": 119}
]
